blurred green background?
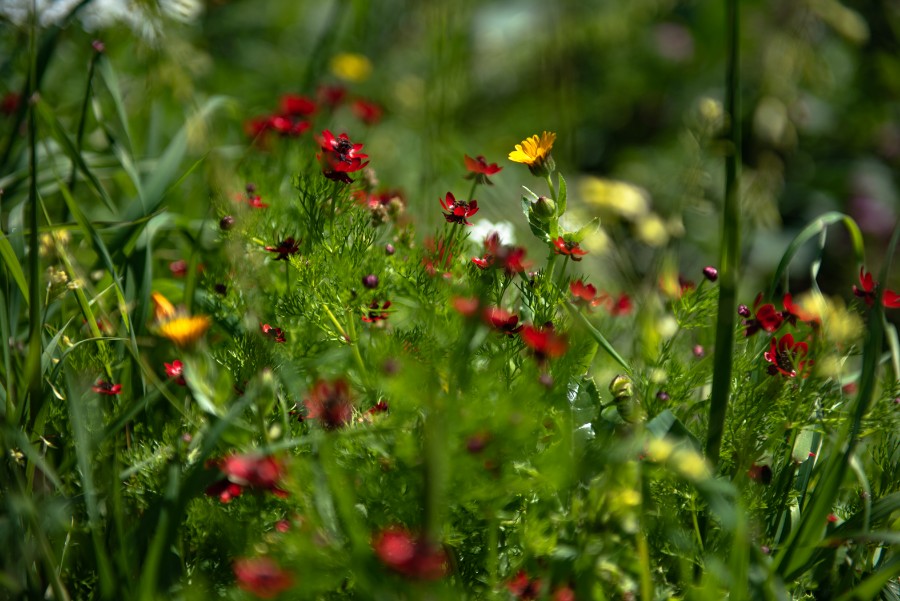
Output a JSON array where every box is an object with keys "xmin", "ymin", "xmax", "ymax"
[{"xmin": 2, "ymin": 0, "xmax": 899, "ymax": 296}]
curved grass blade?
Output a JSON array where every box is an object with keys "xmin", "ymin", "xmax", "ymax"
[{"xmin": 766, "ymin": 212, "xmax": 865, "ymax": 298}]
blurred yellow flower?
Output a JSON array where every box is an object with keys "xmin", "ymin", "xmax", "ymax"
[
  {"xmin": 151, "ymin": 291, "xmax": 210, "ymax": 347},
  {"xmin": 509, "ymin": 131, "xmax": 556, "ymax": 175},
  {"xmin": 159, "ymin": 315, "xmax": 211, "ymax": 347},
  {"xmin": 580, "ymin": 177, "xmax": 649, "ymax": 221},
  {"xmin": 330, "ymin": 53, "xmax": 372, "ymax": 82}
]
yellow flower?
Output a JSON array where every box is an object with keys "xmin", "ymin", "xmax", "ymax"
[
  {"xmin": 151, "ymin": 291, "xmax": 210, "ymax": 347},
  {"xmin": 330, "ymin": 53, "xmax": 372, "ymax": 82},
  {"xmin": 152, "ymin": 292, "xmax": 177, "ymax": 322},
  {"xmin": 158, "ymin": 315, "xmax": 211, "ymax": 347},
  {"xmin": 509, "ymin": 131, "xmax": 556, "ymax": 175}
]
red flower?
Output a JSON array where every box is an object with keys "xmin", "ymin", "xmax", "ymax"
[
  {"xmin": 318, "ymin": 130, "xmax": 369, "ymax": 183},
  {"xmin": 484, "ymin": 307, "xmax": 524, "ymax": 336},
  {"xmin": 570, "ymin": 279, "xmax": 600, "ymax": 308},
  {"xmin": 317, "ymin": 84, "xmax": 347, "ymax": 108},
  {"xmin": 553, "ymin": 586, "xmax": 576, "ymax": 601},
  {"xmin": 452, "ymin": 296, "xmax": 481, "ymax": 317},
  {"xmin": 164, "ymin": 360, "xmax": 186, "ymax": 386},
  {"xmin": 507, "ymin": 571, "xmax": 542, "ymax": 600},
  {"xmin": 605, "ymin": 293, "xmax": 633, "ymax": 316},
  {"xmin": 423, "ymin": 236, "xmax": 454, "ymax": 277},
  {"xmin": 1, "ymin": 93, "xmax": 20, "ymax": 116},
  {"xmin": 553, "ymin": 237, "xmax": 588, "ymax": 261},
  {"xmin": 362, "ymin": 300, "xmax": 391, "ymax": 323},
  {"xmin": 352, "ymin": 98, "xmax": 383, "ymax": 125},
  {"xmin": 92, "ymin": 379, "xmax": 122, "ymax": 395},
  {"xmin": 261, "ymin": 323, "xmax": 286, "ymax": 343},
  {"xmin": 853, "ymin": 267, "xmax": 900, "ymax": 308},
  {"xmin": 781, "ymin": 293, "xmax": 820, "ymax": 325},
  {"xmin": 279, "ymin": 94, "xmax": 316, "ymax": 117},
  {"xmin": 764, "ymin": 333, "xmax": 812, "ymax": 378},
  {"xmin": 747, "ymin": 463, "xmax": 773, "ymax": 485},
  {"xmin": 205, "ymin": 479, "xmax": 243, "ymax": 503},
  {"xmin": 741, "ymin": 293, "xmax": 783, "ymax": 336},
  {"xmin": 247, "ymin": 194, "xmax": 270, "ymax": 209},
  {"xmin": 373, "ymin": 527, "xmax": 447, "ymax": 580},
  {"xmin": 265, "ymin": 237, "xmax": 301, "ymax": 261},
  {"xmin": 206, "ymin": 453, "xmax": 288, "ymax": 501},
  {"xmin": 233, "ymin": 557, "xmax": 293, "ymax": 599},
  {"xmin": 464, "ymin": 154, "xmax": 502, "ymax": 185},
  {"xmin": 439, "ymin": 192, "xmax": 479, "ymax": 225},
  {"xmin": 472, "ymin": 233, "xmax": 530, "ymax": 276},
  {"xmin": 521, "ymin": 324, "xmax": 568, "ymax": 363},
  {"xmin": 169, "ymin": 259, "xmax": 188, "ymax": 277},
  {"xmin": 304, "ymin": 379, "xmax": 354, "ymax": 430}
]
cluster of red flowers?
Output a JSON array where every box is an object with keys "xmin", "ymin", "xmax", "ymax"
[
  {"xmin": 471, "ymin": 232, "xmax": 530, "ymax": 275},
  {"xmin": 362, "ymin": 300, "xmax": 391, "ymax": 323},
  {"xmin": 244, "ymin": 87, "xmax": 384, "ymax": 146},
  {"xmin": 853, "ymin": 266, "xmax": 900, "ymax": 308},
  {"xmin": 569, "ymin": 280, "xmax": 632, "ymax": 316},
  {"xmin": 205, "ymin": 453, "xmax": 288, "ymax": 503},
  {"xmin": 372, "ymin": 527, "xmax": 447, "ymax": 580},
  {"xmin": 317, "ymin": 130, "xmax": 369, "ymax": 183}
]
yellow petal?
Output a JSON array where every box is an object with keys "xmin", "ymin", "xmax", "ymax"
[
  {"xmin": 152, "ymin": 292, "xmax": 177, "ymax": 323},
  {"xmin": 159, "ymin": 315, "xmax": 211, "ymax": 347}
]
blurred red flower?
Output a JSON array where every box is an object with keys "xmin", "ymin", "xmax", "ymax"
[
  {"xmin": 521, "ymin": 324, "xmax": 567, "ymax": 363},
  {"xmin": 233, "ymin": 557, "xmax": 293, "ymax": 599},
  {"xmin": 373, "ymin": 527, "xmax": 448, "ymax": 580},
  {"xmin": 265, "ymin": 237, "xmax": 301, "ymax": 261},
  {"xmin": 464, "ymin": 154, "xmax": 502, "ymax": 185},
  {"xmin": 484, "ymin": 307, "xmax": 524, "ymax": 336},
  {"xmin": 279, "ymin": 94, "xmax": 316, "ymax": 117},
  {"xmin": 352, "ymin": 98, "xmax": 382, "ymax": 125},
  {"xmin": 304, "ymin": 379, "xmax": 354, "ymax": 430},
  {"xmin": 164, "ymin": 360, "xmax": 186, "ymax": 386},
  {"xmin": 553, "ymin": 237, "xmax": 588, "ymax": 261},
  {"xmin": 853, "ymin": 267, "xmax": 900, "ymax": 308},
  {"xmin": 507, "ymin": 570, "xmax": 542, "ymax": 600},
  {"xmin": 92, "ymin": 380, "xmax": 122, "ymax": 395}
]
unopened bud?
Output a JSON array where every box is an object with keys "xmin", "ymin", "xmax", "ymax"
[
  {"xmin": 530, "ymin": 196, "xmax": 557, "ymax": 222},
  {"xmin": 702, "ymin": 266, "xmax": 718, "ymax": 282}
]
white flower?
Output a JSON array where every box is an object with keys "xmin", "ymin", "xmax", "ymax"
[
  {"xmin": 1, "ymin": 0, "xmax": 202, "ymax": 40},
  {"xmin": 468, "ymin": 219, "xmax": 516, "ymax": 247}
]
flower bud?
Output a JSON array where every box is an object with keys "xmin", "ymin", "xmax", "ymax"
[
  {"xmin": 362, "ymin": 274, "xmax": 379, "ymax": 289},
  {"xmin": 737, "ymin": 304, "xmax": 751, "ymax": 318},
  {"xmin": 220, "ymin": 215, "xmax": 235, "ymax": 230},
  {"xmin": 529, "ymin": 195, "xmax": 557, "ymax": 222},
  {"xmin": 609, "ymin": 374, "xmax": 633, "ymax": 399},
  {"xmin": 702, "ymin": 266, "xmax": 718, "ymax": 282}
]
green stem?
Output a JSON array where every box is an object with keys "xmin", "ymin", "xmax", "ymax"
[
  {"xmin": 68, "ymin": 48, "xmax": 100, "ymax": 192},
  {"xmin": 545, "ymin": 173, "xmax": 557, "ymax": 201},
  {"xmin": 25, "ymin": 20, "xmax": 43, "ymax": 423},
  {"xmin": 465, "ymin": 178, "xmax": 478, "ymax": 203},
  {"xmin": 705, "ymin": 0, "xmax": 741, "ymax": 470}
]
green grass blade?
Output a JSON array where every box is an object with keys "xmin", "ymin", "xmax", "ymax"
[
  {"xmin": 766, "ymin": 212, "xmax": 865, "ymax": 298},
  {"xmin": 0, "ymin": 233, "xmax": 29, "ymax": 303}
]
